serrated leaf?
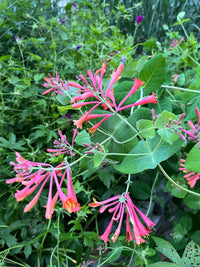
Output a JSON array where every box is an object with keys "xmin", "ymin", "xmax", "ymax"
[
  {"xmin": 24, "ymin": 244, "xmax": 32, "ymax": 259},
  {"xmin": 139, "ymin": 54, "xmax": 166, "ymax": 94},
  {"xmin": 152, "ymin": 236, "xmax": 182, "ymax": 265}
]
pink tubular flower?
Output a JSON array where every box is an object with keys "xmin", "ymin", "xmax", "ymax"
[
  {"xmin": 47, "ymin": 129, "xmax": 79, "ymax": 156},
  {"xmin": 180, "ymin": 107, "xmax": 200, "ymax": 147},
  {"xmin": 42, "ymin": 71, "xmax": 67, "ymax": 95},
  {"xmin": 6, "ymin": 153, "xmax": 70, "ymax": 219},
  {"xmin": 179, "ymin": 158, "xmax": 200, "ymax": 188},
  {"xmin": 168, "ymin": 37, "xmax": 184, "ymax": 50},
  {"xmin": 68, "ymin": 63, "xmax": 157, "ymax": 133},
  {"xmin": 88, "ymin": 193, "xmax": 155, "ymax": 245},
  {"xmin": 53, "ymin": 164, "xmax": 81, "ymax": 213},
  {"xmin": 165, "ymin": 113, "xmax": 186, "ymax": 141}
]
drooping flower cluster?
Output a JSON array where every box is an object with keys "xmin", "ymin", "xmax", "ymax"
[
  {"xmin": 47, "ymin": 129, "xmax": 79, "ymax": 156},
  {"xmin": 179, "ymin": 158, "xmax": 200, "ymax": 188},
  {"xmin": 43, "ymin": 71, "xmax": 67, "ymax": 96},
  {"xmin": 69, "ymin": 62, "xmax": 157, "ymax": 133},
  {"xmin": 6, "ymin": 153, "xmax": 81, "ymax": 219},
  {"xmin": 165, "ymin": 113, "xmax": 186, "ymax": 141},
  {"xmin": 89, "ymin": 193, "xmax": 155, "ymax": 245}
]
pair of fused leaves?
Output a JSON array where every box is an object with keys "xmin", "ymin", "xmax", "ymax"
[{"xmin": 115, "ymin": 110, "xmax": 183, "ymax": 174}]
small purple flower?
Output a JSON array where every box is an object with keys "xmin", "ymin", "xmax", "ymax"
[
  {"xmin": 15, "ymin": 36, "xmax": 22, "ymax": 43},
  {"xmin": 61, "ymin": 113, "xmax": 72, "ymax": 123},
  {"xmin": 72, "ymin": 3, "xmax": 77, "ymax": 7},
  {"xmin": 75, "ymin": 44, "xmax": 82, "ymax": 52},
  {"xmin": 136, "ymin": 15, "xmax": 143, "ymax": 24},
  {"xmin": 59, "ymin": 18, "xmax": 65, "ymax": 24},
  {"xmin": 121, "ymin": 56, "xmax": 125, "ymax": 64}
]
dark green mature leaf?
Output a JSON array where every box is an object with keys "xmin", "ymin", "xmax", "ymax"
[
  {"xmin": 114, "ymin": 133, "xmax": 183, "ymax": 174},
  {"xmin": 185, "ymin": 144, "xmax": 200, "ymax": 173},
  {"xmin": 130, "ymin": 181, "xmax": 151, "ymax": 200},
  {"xmin": 91, "ymin": 114, "xmax": 138, "ymax": 161},
  {"xmin": 139, "ymin": 54, "xmax": 166, "ymax": 94},
  {"xmin": 152, "ymin": 236, "xmax": 182, "ymax": 266},
  {"xmin": 166, "ymin": 179, "xmax": 187, "ymax": 199},
  {"xmin": 184, "ymin": 195, "xmax": 200, "ymax": 210}
]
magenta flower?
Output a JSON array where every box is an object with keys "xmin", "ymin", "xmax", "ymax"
[
  {"xmin": 15, "ymin": 36, "xmax": 22, "ymax": 43},
  {"xmin": 89, "ymin": 193, "xmax": 155, "ymax": 245},
  {"xmin": 68, "ymin": 62, "xmax": 157, "ymax": 133},
  {"xmin": 42, "ymin": 71, "xmax": 67, "ymax": 96},
  {"xmin": 72, "ymin": 3, "xmax": 77, "ymax": 7},
  {"xmin": 180, "ymin": 107, "xmax": 200, "ymax": 147},
  {"xmin": 59, "ymin": 18, "xmax": 66, "ymax": 24},
  {"xmin": 136, "ymin": 16, "xmax": 143, "ymax": 24},
  {"xmin": 47, "ymin": 129, "xmax": 79, "ymax": 156},
  {"xmin": 179, "ymin": 158, "xmax": 200, "ymax": 188}
]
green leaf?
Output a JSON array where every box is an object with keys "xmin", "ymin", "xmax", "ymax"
[
  {"xmin": 149, "ymin": 263, "xmax": 178, "ymax": 267},
  {"xmin": 94, "ymin": 151, "xmax": 106, "ymax": 167},
  {"xmin": 136, "ymin": 119, "xmax": 155, "ymax": 139},
  {"xmin": 185, "ymin": 144, "xmax": 200, "ymax": 173},
  {"xmin": 114, "ymin": 133, "xmax": 183, "ymax": 174},
  {"xmin": 75, "ymin": 130, "xmax": 91, "ymax": 146},
  {"xmin": 184, "ymin": 194, "xmax": 200, "ymax": 210},
  {"xmin": 130, "ymin": 181, "xmax": 151, "ymax": 200},
  {"xmin": 99, "ymin": 171, "xmax": 114, "ymax": 188},
  {"xmin": 107, "ymin": 247, "xmax": 123, "ymax": 263},
  {"xmin": 24, "ymin": 244, "xmax": 32, "ymax": 259},
  {"xmin": 139, "ymin": 54, "xmax": 166, "ymax": 94},
  {"xmin": 152, "ymin": 236, "xmax": 182, "ymax": 265},
  {"xmin": 166, "ymin": 179, "xmax": 187, "ymax": 199},
  {"xmin": 195, "ymin": 66, "xmax": 200, "ymax": 88},
  {"xmin": 191, "ymin": 231, "xmax": 200, "ymax": 245},
  {"xmin": 181, "ymin": 241, "xmax": 200, "ymax": 266}
]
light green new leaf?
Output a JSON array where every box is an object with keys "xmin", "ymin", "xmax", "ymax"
[
  {"xmin": 139, "ymin": 54, "xmax": 166, "ymax": 94},
  {"xmin": 136, "ymin": 119, "xmax": 155, "ymax": 139},
  {"xmin": 75, "ymin": 130, "xmax": 91, "ymax": 146},
  {"xmin": 114, "ymin": 133, "xmax": 183, "ymax": 174},
  {"xmin": 94, "ymin": 151, "xmax": 106, "ymax": 167}
]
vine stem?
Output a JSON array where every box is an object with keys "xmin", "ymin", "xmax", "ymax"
[
  {"xmin": 161, "ymin": 85, "xmax": 200, "ymax": 94},
  {"xmin": 158, "ymin": 163, "xmax": 200, "ymax": 197},
  {"xmin": 146, "ymin": 171, "xmax": 159, "ymax": 217},
  {"xmin": 125, "ymin": 174, "xmax": 131, "ymax": 193}
]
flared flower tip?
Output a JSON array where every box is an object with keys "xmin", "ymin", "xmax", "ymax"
[
  {"xmin": 64, "ymin": 198, "xmax": 81, "ymax": 213},
  {"xmin": 88, "ymin": 198, "xmax": 101, "ymax": 207}
]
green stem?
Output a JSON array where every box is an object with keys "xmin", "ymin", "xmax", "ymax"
[
  {"xmin": 125, "ymin": 174, "xmax": 131, "ymax": 193},
  {"xmin": 161, "ymin": 85, "xmax": 200, "ymax": 94},
  {"xmin": 158, "ymin": 164, "xmax": 200, "ymax": 197},
  {"xmin": 146, "ymin": 171, "xmax": 159, "ymax": 217}
]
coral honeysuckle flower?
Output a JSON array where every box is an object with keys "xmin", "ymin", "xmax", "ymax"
[
  {"xmin": 42, "ymin": 71, "xmax": 66, "ymax": 95},
  {"xmin": 6, "ymin": 154, "xmax": 67, "ymax": 219},
  {"xmin": 54, "ymin": 164, "xmax": 81, "ymax": 213},
  {"xmin": 47, "ymin": 129, "xmax": 79, "ymax": 156},
  {"xmin": 68, "ymin": 63, "xmax": 157, "ymax": 133},
  {"xmin": 180, "ymin": 107, "xmax": 200, "ymax": 147},
  {"xmin": 89, "ymin": 193, "xmax": 155, "ymax": 245},
  {"xmin": 179, "ymin": 158, "xmax": 200, "ymax": 188}
]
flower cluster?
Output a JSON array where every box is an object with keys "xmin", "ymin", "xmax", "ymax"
[
  {"xmin": 69, "ymin": 62, "xmax": 157, "ymax": 133},
  {"xmin": 89, "ymin": 193, "xmax": 155, "ymax": 245},
  {"xmin": 42, "ymin": 71, "xmax": 67, "ymax": 96},
  {"xmin": 179, "ymin": 158, "xmax": 200, "ymax": 188},
  {"xmin": 47, "ymin": 129, "xmax": 79, "ymax": 156},
  {"xmin": 180, "ymin": 107, "xmax": 200, "ymax": 148},
  {"xmin": 165, "ymin": 113, "xmax": 186, "ymax": 141},
  {"xmin": 6, "ymin": 153, "xmax": 81, "ymax": 219}
]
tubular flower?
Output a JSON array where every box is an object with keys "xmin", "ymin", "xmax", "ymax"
[
  {"xmin": 68, "ymin": 63, "xmax": 157, "ymax": 133},
  {"xmin": 180, "ymin": 107, "xmax": 200, "ymax": 147},
  {"xmin": 47, "ymin": 129, "xmax": 79, "ymax": 156},
  {"xmin": 88, "ymin": 193, "xmax": 155, "ymax": 245},
  {"xmin": 42, "ymin": 71, "xmax": 67, "ymax": 95},
  {"xmin": 179, "ymin": 158, "xmax": 200, "ymax": 188},
  {"xmin": 53, "ymin": 164, "xmax": 81, "ymax": 213},
  {"xmin": 6, "ymin": 153, "xmax": 68, "ymax": 219}
]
